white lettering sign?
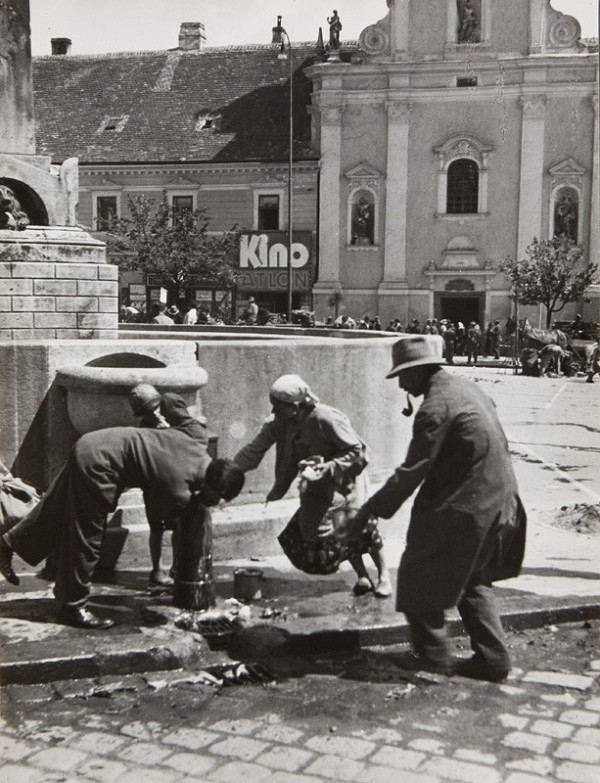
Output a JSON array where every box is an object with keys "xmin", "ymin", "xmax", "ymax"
[{"xmin": 240, "ymin": 234, "xmax": 309, "ymax": 269}]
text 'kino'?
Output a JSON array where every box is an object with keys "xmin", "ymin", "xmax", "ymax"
[{"xmin": 240, "ymin": 234, "xmax": 309, "ymax": 269}]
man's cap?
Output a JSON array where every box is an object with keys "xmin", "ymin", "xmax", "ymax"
[
  {"xmin": 167, "ymin": 305, "xmax": 179, "ymax": 316},
  {"xmin": 386, "ymin": 335, "xmax": 444, "ymax": 378},
  {"xmin": 129, "ymin": 383, "xmax": 162, "ymax": 416},
  {"xmin": 248, "ymin": 297, "xmax": 255, "ymax": 303}
]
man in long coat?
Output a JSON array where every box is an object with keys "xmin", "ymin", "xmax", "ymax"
[
  {"xmin": 352, "ymin": 335, "xmax": 526, "ymax": 681},
  {"xmin": 0, "ymin": 399, "xmax": 244, "ymax": 629}
]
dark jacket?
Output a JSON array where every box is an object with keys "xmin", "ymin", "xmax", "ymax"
[{"xmin": 367, "ymin": 370, "xmax": 526, "ymax": 613}]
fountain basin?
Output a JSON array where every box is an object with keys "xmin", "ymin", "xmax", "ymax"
[{"xmin": 56, "ymin": 364, "xmax": 207, "ymax": 435}]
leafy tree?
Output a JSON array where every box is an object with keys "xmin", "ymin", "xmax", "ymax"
[
  {"xmin": 109, "ymin": 192, "xmax": 242, "ymax": 303},
  {"xmin": 500, "ymin": 235, "xmax": 598, "ymax": 328}
]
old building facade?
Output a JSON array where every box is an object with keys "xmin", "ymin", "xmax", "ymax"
[
  {"xmin": 307, "ymin": 0, "xmax": 599, "ymax": 325},
  {"xmin": 31, "ymin": 0, "xmax": 598, "ymax": 324}
]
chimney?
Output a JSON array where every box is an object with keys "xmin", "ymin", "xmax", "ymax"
[
  {"xmin": 51, "ymin": 37, "xmax": 72, "ymax": 55},
  {"xmin": 178, "ymin": 22, "xmax": 206, "ymax": 51}
]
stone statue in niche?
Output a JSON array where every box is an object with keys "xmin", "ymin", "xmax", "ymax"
[
  {"xmin": 457, "ymin": 0, "xmax": 480, "ymax": 44},
  {"xmin": 0, "ymin": 184, "xmax": 30, "ymax": 230},
  {"xmin": 555, "ymin": 191, "xmax": 578, "ymax": 242},
  {"xmin": 351, "ymin": 196, "xmax": 374, "ymax": 246},
  {"xmin": 327, "ymin": 10, "xmax": 342, "ymax": 50}
]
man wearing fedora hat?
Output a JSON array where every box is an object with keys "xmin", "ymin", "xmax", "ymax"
[{"xmin": 351, "ymin": 334, "xmax": 526, "ymax": 682}]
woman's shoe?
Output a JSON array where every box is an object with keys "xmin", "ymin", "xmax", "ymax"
[
  {"xmin": 374, "ymin": 574, "xmax": 393, "ymax": 598},
  {"xmin": 352, "ymin": 577, "xmax": 373, "ymax": 596},
  {"xmin": 149, "ymin": 570, "xmax": 174, "ymax": 587}
]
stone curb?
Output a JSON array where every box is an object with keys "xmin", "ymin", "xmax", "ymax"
[{"xmin": 2, "ymin": 600, "xmax": 598, "ymax": 687}]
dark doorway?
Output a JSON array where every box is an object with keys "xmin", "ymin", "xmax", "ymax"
[{"xmin": 437, "ymin": 294, "xmax": 482, "ymax": 325}]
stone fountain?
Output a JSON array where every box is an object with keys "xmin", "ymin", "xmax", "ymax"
[{"xmin": 0, "ymin": 0, "xmax": 116, "ymax": 340}]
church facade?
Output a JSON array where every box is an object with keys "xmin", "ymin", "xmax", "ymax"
[
  {"xmin": 30, "ymin": 0, "xmax": 598, "ymax": 325},
  {"xmin": 307, "ymin": 0, "xmax": 598, "ymax": 326}
]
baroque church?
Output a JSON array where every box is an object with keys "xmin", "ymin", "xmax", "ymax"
[{"xmin": 30, "ymin": 0, "xmax": 598, "ymax": 324}]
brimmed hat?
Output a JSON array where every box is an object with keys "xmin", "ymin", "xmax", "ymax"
[
  {"xmin": 386, "ymin": 335, "xmax": 444, "ymax": 378},
  {"xmin": 167, "ymin": 305, "xmax": 180, "ymax": 316}
]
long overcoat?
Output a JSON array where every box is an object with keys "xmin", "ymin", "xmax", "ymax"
[{"xmin": 367, "ymin": 370, "xmax": 526, "ymax": 613}]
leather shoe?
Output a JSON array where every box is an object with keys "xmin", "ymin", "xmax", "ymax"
[
  {"xmin": 352, "ymin": 577, "xmax": 373, "ymax": 596},
  {"xmin": 57, "ymin": 605, "xmax": 114, "ymax": 630},
  {"xmin": 394, "ymin": 651, "xmax": 451, "ymax": 675},
  {"xmin": 0, "ymin": 537, "xmax": 19, "ymax": 585},
  {"xmin": 452, "ymin": 656, "xmax": 509, "ymax": 683}
]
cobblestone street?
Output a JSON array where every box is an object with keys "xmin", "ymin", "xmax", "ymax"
[{"xmin": 1, "ymin": 622, "xmax": 599, "ymax": 783}]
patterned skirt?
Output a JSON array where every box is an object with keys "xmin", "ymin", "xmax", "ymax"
[{"xmin": 277, "ymin": 493, "xmax": 383, "ymax": 576}]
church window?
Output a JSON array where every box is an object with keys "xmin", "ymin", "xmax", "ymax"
[{"xmin": 447, "ymin": 159, "xmax": 479, "ymax": 213}]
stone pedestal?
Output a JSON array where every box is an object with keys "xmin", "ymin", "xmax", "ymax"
[{"xmin": 0, "ymin": 226, "xmax": 117, "ymax": 339}]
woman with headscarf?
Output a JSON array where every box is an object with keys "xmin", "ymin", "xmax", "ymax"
[{"xmin": 233, "ymin": 374, "xmax": 392, "ymax": 597}]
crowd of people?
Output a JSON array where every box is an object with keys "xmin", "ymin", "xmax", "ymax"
[
  {"xmin": 329, "ymin": 315, "xmax": 505, "ymax": 366},
  {"xmin": 0, "ymin": 335, "xmax": 527, "ymax": 683}
]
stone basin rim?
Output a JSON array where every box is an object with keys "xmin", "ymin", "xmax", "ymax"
[{"xmin": 55, "ymin": 365, "xmax": 208, "ymax": 394}]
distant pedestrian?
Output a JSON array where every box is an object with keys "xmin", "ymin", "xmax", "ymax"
[
  {"xmin": 443, "ymin": 323, "xmax": 456, "ymax": 364},
  {"xmin": 456, "ymin": 322, "xmax": 466, "ymax": 355},
  {"xmin": 466, "ymin": 322, "xmax": 482, "ymax": 365},
  {"xmin": 150, "ymin": 302, "xmax": 174, "ymax": 326},
  {"xmin": 182, "ymin": 303, "xmax": 198, "ymax": 325},
  {"xmin": 490, "ymin": 320, "xmax": 502, "ymax": 359}
]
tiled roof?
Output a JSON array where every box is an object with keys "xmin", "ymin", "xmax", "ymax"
[{"xmin": 32, "ymin": 43, "xmax": 330, "ymax": 164}]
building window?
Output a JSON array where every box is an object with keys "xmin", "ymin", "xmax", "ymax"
[
  {"xmin": 170, "ymin": 195, "xmax": 195, "ymax": 226},
  {"xmin": 97, "ymin": 115, "xmax": 129, "ymax": 133},
  {"xmin": 457, "ymin": 76, "xmax": 477, "ymax": 87},
  {"xmin": 447, "ymin": 159, "xmax": 479, "ymax": 214},
  {"xmin": 195, "ymin": 112, "xmax": 220, "ymax": 131},
  {"xmin": 96, "ymin": 195, "xmax": 118, "ymax": 230},
  {"xmin": 258, "ymin": 195, "xmax": 280, "ymax": 230},
  {"xmin": 172, "ymin": 195, "xmax": 194, "ymax": 216}
]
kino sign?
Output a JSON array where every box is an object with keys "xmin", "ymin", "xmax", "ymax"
[
  {"xmin": 238, "ymin": 232, "xmax": 313, "ymax": 291},
  {"xmin": 240, "ymin": 234, "xmax": 309, "ymax": 270}
]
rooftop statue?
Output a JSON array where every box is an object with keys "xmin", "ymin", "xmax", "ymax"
[{"xmin": 327, "ymin": 10, "xmax": 342, "ymax": 50}]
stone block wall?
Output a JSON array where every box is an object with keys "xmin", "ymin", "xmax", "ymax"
[{"xmin": 0, "ymin": 261, "xmax": 119, "ymax": 339}]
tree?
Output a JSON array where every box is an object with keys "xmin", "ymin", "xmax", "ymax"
[
  {"xmin": 109, "ymin": 192, "xmax": 242, "ymax": 303},
  {"xmin": 500, "ymin": 235, "xmax": 598, "ymax": 328}
]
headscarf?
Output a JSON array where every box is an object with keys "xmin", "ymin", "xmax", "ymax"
[{"xmin": 269, "ymin": 374, "xmax": 320, "ymax": 406}]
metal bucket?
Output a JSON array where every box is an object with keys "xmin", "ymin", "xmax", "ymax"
[{"xmin": 233, "ymin": 568, "xmax": 263, "ymax": 602}]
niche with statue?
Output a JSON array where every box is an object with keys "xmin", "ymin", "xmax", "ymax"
[{"xmin": 350, "ymin": 191, "xmax": 375, "ymax": 246}]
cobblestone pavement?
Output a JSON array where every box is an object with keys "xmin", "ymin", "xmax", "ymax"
[{"xmin": 1, "ymin": 623, "xmax": 599, "ymax": 783}]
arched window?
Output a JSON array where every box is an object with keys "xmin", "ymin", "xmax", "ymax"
[{"xmin": 446, "ymin": 159, "xmax": 479, "ymax": 213}]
